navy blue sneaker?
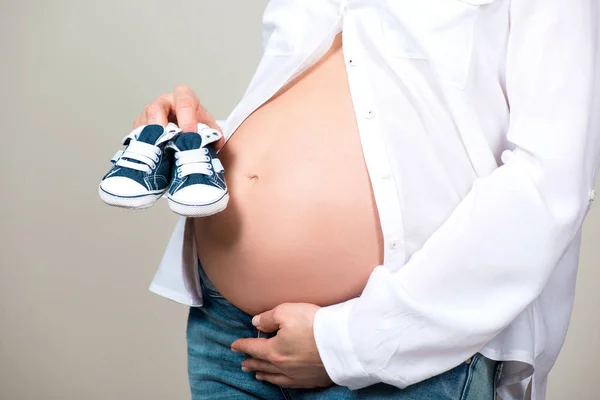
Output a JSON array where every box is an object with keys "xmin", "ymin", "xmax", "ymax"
[
  {"xmin": 166, "ymin": 123, "xmax": 229, "ymax": 217},
  {"xmin": 99, "ymin": 123, "xmax": 181, "ymax": 209}
]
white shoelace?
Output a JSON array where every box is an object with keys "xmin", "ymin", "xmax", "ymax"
[
  {"xmin": 111, "ymin": 123, "xmax": 181, "ymax": 174},
  {"xmin": 173, "ymin": 125, "xmax": 224, "ymax": 179},
  {"xmin": 113, "ymin": 140, "xmax": 161, "ymax": 174},
  {"xmin": 175, "ymin": 148, "xmax": 213, "ymax": 178}
]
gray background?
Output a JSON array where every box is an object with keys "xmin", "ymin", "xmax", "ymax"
[{"xmin": 1, "ymin": 1, "xmax": 598, "ymax": 399}]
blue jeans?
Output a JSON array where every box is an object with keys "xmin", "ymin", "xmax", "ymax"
[{"xmin": 187, "ymin": 259, "xmax": 502, "ymax": 399}]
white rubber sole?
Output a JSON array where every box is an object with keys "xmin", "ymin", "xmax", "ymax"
[
  {"xmin": 167, "ymin": 192, "xmax": 229, "ymax": 217},
  {"xmin": 99, "ymin": 185, "xmax": 164, "ymax": 210}
]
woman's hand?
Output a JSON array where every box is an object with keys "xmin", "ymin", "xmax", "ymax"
[
  {"xmin": 230, "ymin": 303, "xmax": 334, "ymax": 389},
  {"xmin": 133, "ymin": 85, "xmax": 224, "ymax": 150}
]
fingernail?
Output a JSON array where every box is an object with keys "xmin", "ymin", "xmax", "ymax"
[
  {"xmin": 241, "ymin": 366, "xmax": 250, "ymax": 372},
  {"xmin": 255, "ymin": 373, "xmax": 263, "ymax": 380},
  {"xmin": 252, "ymin": 316, "xmax": 260, "ymax": 326},
  {"xmin": 231, "ymin": 347, "xmax": 239, "ymax": 353}
]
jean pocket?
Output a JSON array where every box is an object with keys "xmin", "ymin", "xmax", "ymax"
[
  {"xmin": 461, "ymin": 353, "xmax": 499, "ymax": 400},
  {"xmin": 198, "ymin": 265, "xmax": 226, "ymax": 299},
  {"xmin": 200, "ymin": 278, "xmax": 226, "ymax": 299}
]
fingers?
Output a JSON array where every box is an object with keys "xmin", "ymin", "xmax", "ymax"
[
  {"xmin": 134, "ymin": 86, "xmax": 221, "ymax": 138},
  {"xmin": 241, "ymin": 358, "xmax": 282, "ymax": 374},
  {"xmin": 254, "ymin": 373, "xmax": 298, "ymax": 388},
  {"xmin": 196, "ymin": 100, "xmax": 218, "ymax": 131},
  {"xmin": 230, "ymin": 338, "xmax": 272, "ymax": 361},
  {"xmin": 173, "ymin": 86, "xmax": 199, "ymax": 132},
  {"xmin": 144, "ymin": 94, "xmax": 172, "ymax": 126},
  {"xmin": 252, "ymin": 307, "xmax": 283, "ymax": 333},
  {"xmin": 133, "ymin": 115, "xmax": 145, "ymax": 129},
  {"xmin": 133, "ymin": 94, "xmax": 172, "ymax": 128}
]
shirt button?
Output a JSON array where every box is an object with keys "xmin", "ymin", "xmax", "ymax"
[
  {"xmin": 348, "ymin": 58, "xmax": 356, "ymax": 66},
  {"xmin": 365, "ymin": 110, "xmax": 374, "ymax": 119},
  {"xmin": 389, "ymin": 240, "xmax": 399, "ymax": 249},
  {"xmin": 590, "ymin": 189, "xmax": 596, "ymax": 201}
]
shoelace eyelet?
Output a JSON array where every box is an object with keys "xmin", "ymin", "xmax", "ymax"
[{"xmin": 203, "ymin": 148, "xmax": 209, "ymax": 154}]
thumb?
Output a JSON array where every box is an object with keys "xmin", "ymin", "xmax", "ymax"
[
  {"xmin": 252, "ymin": 308, "xmax": 282, "ymax": 333},
  {"xmin": 196, "ymin": 104, "xmax": 225, "ymax": 151}
]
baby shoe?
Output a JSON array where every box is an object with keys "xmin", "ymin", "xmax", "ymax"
[
  {"xmin": 99, "ymin": 123, "xmax": 181, "ymax": 209},
  {"xmin": 166, "ymin": 123, "xmax": 229, "ymax": 217}
]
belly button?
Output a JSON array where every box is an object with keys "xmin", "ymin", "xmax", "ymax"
[{"xmin": 247, "ymin": 173, "xmax": 259, "ymax": 182}]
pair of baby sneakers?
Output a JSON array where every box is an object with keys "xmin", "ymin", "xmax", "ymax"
[{"xmin": 99, "ymin": 122, "xmax": 229, "ymax": 217}]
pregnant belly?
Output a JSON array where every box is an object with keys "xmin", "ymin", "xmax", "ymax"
[{"xmin": 194, "ymin": 33, "xmax": 384, "ymax": 316}]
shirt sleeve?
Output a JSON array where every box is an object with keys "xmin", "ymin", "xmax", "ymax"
[{"xmin": 313, "ymin": 0, "xmax": 600, "ymax": 389}]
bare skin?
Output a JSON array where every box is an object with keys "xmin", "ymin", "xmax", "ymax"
[
  {"xmin": 194, "ymin": 31, "xmax": 384, "ymax": 316},
  {"xmin": 133, "ymin": 32, "xmax": 383, "ymax": 387}
]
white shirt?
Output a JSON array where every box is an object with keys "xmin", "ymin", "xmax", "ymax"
[{"xmin": 149, "ymin": 1, "xmax": 600, "ymax": 399}]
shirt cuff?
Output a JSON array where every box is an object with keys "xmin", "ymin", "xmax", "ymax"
[{"xmin": 313, "ymin": 297, "xmax": 380, "ymax": 390}]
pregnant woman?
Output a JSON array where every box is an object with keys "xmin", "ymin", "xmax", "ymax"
[{"xmin": 138, "ymin": 1, "xmax": 599, "ymax": 400}]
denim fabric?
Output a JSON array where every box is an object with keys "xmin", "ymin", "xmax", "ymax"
[
  {"xmin": 187, "ymin": 259, "xmax": 502, "ymax": 400},
  {"xmin": 168, "ymin": 133, "xmax": 226, "ymax": 197},
  {"xmin": 101, "ymin": 125, "xmax": 173, "ymax": 193}
]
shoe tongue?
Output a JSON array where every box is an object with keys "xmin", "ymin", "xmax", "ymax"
[
  {"xmin": 173, "ymin": 132, "xmax": 203, "ymax": 151},
  {"xmin": 136, "ymin": 125, "xmax": 165, "ymax": 145}
]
